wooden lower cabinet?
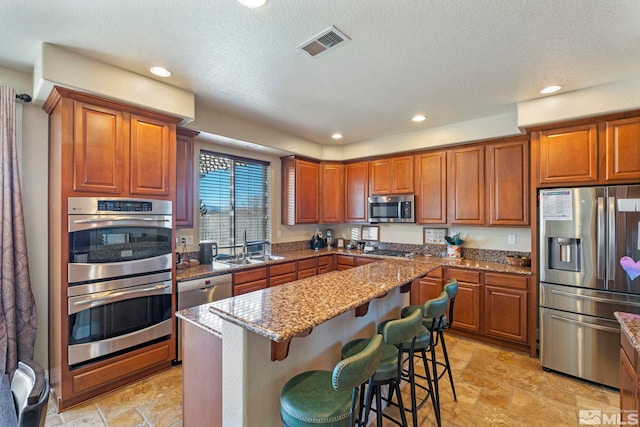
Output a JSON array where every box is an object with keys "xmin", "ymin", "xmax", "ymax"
[
  {"xmin": 336, "ymin": 255, "xmax": 356, "ymax": 270},
  {"xmin": 297, "ymin": 258, "xmax": 318, "ymax": 279},
  {"xmin": 620, "ymin": 331, "xmax": 640, "ymax": 423},
  {"xmin": 484, "ymin": 273, "xmax": 528, "ymax": 343},
  {"xmin": 318, "ymin": 255, "xmax": 334, "ymax": 274},
  {"xmin": 447, "ymin": 269, "xmax": 481, "ymax": 332},
  {"xmin": 269, "ymin": 261, "xmax": 297, "ymax": 287},
  {"xmin": 233, "ymin": 267, "xmax": 267, "ymax": 296},
  {"xmin": 356, "ymin": 257, "xmax": 378, "ymax": 266},
  {"xmin": 410, "ymin": 268, "xmax": 444, "ymax": 305}
]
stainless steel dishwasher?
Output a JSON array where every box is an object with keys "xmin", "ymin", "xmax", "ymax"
[{"xmin": 175, "ymin": 273, "xmax": 232, "ymax": 362}]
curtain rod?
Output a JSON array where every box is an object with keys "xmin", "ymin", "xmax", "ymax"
[{"xmin": 15, "ymin": 93, "xmax": 32, "ymax": 103}]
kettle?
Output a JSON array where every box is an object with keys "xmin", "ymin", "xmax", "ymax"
[{"xmin": 198, "ymin": 241, "xmax": 218, "ymax": 264}]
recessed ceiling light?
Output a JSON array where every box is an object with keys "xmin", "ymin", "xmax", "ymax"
[
  {"xmin": 412, "ymin": 115, "xmax": 427, "ymax": 122},
  {"xmin": 331, "ymin": 133, "xmax": 343, "ymax": 140},
  {"xmin": 238, "ymin": 0, "xmax": 268, "ymax": 8},
  {"xmin": 150, "ymin": 66, "xmax": 171, "ymax": 77},
  {"xmin": 540, "ymin": 85, "xmax": 561, "ymax": 94}
]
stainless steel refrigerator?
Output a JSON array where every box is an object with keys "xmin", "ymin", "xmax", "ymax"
[{"xmin": 539, "ymin": 185, "xmax": 640, "ymax": 388}]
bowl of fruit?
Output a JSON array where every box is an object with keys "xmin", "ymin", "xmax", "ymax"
[{"xmin": 505, "ymin": 255, "xmax": 531, "ymax": 267}]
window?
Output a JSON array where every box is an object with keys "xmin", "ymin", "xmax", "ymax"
[{"xmin": 199, "ymin": 151, "xmax": 270, "ymax": 256}]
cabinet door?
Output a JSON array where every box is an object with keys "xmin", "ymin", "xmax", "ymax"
[
  {"xmin": 320, "ymin": 163, "xmax": 344, "ymax": 224},
  {"xmin": 296, "ymin": 160, "xmax": 320, "ymax": 223},
  {"xmin": 318, "ymin": 255, "xmax": 334, "ymax": 274},
  {"xmin": 484, "ymin": 286, "xmax": 527, "ymax": 342},
  {"xmin": 452, "ymin": 281, "xmax": 481, "ymax": 332},
  {"xmin": 176, "ymin": 129, "xmax": 197, "ymax": 228},
  {"xmin": 410, "ymin": 275, "xmax": 444, "ymax": 306},
  {"xmin": 449, "ymin": 146, "xmax": 485, "ymax": 225},
  {"xmin": 415, "ymin": 151, "xmax": 447, "ymax": 224},
  {"xmin": 391, "ymin": 156, "xmax": 414, "ymax": 193},
  {"xmin": 73, "ymin": 101, "xmax": 126, "ymax": 194},
  {"xmin": 536, "ymin": 124, "xmax": 598, "ymax": 185},
  {"xmin": 344, "ymin": 162, "xmax": 369, "ymax": 222},
  {"xmin": 487, "ymin": 139, "xmax": 529, "ymax": 225},
  {"xmin": 269, "ymin": 273, "xmax": 297, "ymax": 287},
  {"xmin": 129, "ymin": 114, "xmax": 174, "ymax": 196},
  {"xmin": 369, "ymin": 159, "xmax": 392, "ymax": 195},
  {"xmin": 604, "ymin": 117, "xmax": 640, "ymax": 182},
  {"xmin": 620, "ymin": 348, "xmax": 638, "ymax": 418}
]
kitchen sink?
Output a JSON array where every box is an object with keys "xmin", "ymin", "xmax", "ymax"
[
  {"xmin": 250, "ymin": 254, "xmax": 285, "ymax": 262},
  {"xmin": 219, "ymin": 258, "xmax": 264, "ymax": 266}
]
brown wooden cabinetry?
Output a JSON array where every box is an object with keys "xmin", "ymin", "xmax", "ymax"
[
  {"xmin": 269, "ymin": 261, "xmax": 297, "ymax": 287},
  {"xmin": 176, "ymin": 128, "xmax": 199, "ymax": 228},
  {"xmin": 281, "ymin": 157, "xmax": 320, "ymax": 225},
  {"xmin": 484, "ymin": 273, "xmax": 528, "ymax": 343},
  {"xmin": 535, "ymin": 123, "xmax": 599, "ymax": 185},
  {"xmin": 298, "ymin": 258, "xmax": 318, "ymax": 279},
  {"xmin": 447, "ymin": 268, "xmax": 481, "ymax": 332},
  {"xmin": 486, "ymin": 138, "xmax": 529, "ymax": 226},
  {"xmin": 620, "ymin": 330, "xmax": 640, "ymax": 422},
  {"xmin": 410, "ymin": 268, "xmax": 444, "ymax": 305},
  {"xmin": 336, "ymin": 255, "xmax": 356, "ymax": 270},
  {"xmin": 320, "ymin": 163, "xmax": 344, "ymax": 224},
  {"xmin": 233, "ymin": 267, "xmax": 267, "ymax": 296},
  {"xmin": 448, "ymin": 146, "xmax": 485, "ymax": 225},
  {"xmin": 344, "ymin": 162, "xmax": 369, "ymax": 223},
  {"xmin": 318, "ymin": 255, "xmax": 334, "ymax": 274},
  {"xmin": 415, "ymin": 151, "xmax": 447, "ymax": 224},
  {"xmin": 356, "ymin": 257, "xmax": 378, "ymax": 266},
  {"xmin": 604, "ymin": 116, "xmax": 640, "ymax": 182},
  {"xmin": 369, "ymin": 156, "xmax": 414, "ymax": 195}
]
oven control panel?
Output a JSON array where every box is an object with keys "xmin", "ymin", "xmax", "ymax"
[{"xmin": 97, "ymin": 200, "xmax": 153, "ymax": 212}]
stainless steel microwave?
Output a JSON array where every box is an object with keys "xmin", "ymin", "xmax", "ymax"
[{"xmin": 367, "ymin": 195, "xmax": 415, "ymax": 223}]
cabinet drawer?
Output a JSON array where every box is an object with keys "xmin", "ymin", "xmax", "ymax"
[
  {"xmin": 318, "ymin": 255, "xmax": 332, "ymax": 266},
  {"xmin": 336, "ymin": 255, "xmax": 355, "ymax": 266},
  {"xmin": 270, "ymin": 273, "xmax": 297, "ymax": 287},
  {"xmin": 234, "ymin": 280, "xmax": 267, "ymax": 295},
  {"xmin": 298, "ymin": 268, "xmax": 317, "ymax": 280},
  {"xmin": 447, "ymin": 268, "xmax": 480, "ymax": 284},
  {"xmin": 485, "ymin": 273, "xmax": 528, "ymax": 290},
  {"xmin": 356, "ymin": 257, "xmax": 378, "ymax": 266},
  {"xmin": 234, "ymin": 267, "xmax": 267, "ymax": 285},
  {"xmin": 427, "ymin": 268, "xmax": 443, "ymax": 278},
  {"xmin": 298, "ymin": 258, "xmax": 317, "ymax": 270},
  {"xmin": 270, "ymin": 261, "xmax": 297, "ymax": 276}
]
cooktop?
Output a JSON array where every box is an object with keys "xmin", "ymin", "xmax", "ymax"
[{"xmin": 364, "ymin": 249, "xmax": 415, "ymax": 258}]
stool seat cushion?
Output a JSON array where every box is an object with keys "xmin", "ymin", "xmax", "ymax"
[
  {"xmin": 342, "ymin": 339, "xmax": 398, "ymax": 382},
  {"xmin": 280, "ymin": 370, "xmax": 353, "ymax": 427}
]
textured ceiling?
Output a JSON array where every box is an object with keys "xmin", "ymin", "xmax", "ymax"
[{"xmin": 2, "ymin": 0, "xmax": 640, "ymax": 145}]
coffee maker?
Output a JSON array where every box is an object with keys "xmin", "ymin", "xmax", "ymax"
[{"xmin": 325, "ymin": 229, "xmax": 333, "ymax": 248}]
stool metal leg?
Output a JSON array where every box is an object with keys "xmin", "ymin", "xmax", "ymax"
[{"xmin": 439, "ymin": 329, "xmax": 457, "ymax": 401}]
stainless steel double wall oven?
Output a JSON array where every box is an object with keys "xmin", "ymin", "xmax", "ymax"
[{"xmin": 67, "ymin": 197, "xmax": 173, "ymax": 366}]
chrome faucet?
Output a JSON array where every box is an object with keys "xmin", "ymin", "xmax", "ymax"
[{"xmin": 242, "ymin": 230, "xmax": 248, "ymax": 258}]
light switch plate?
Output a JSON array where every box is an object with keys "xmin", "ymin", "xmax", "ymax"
[{"xmin": 508, "ymin": 234, "xmax": 516, "ymax": 245}]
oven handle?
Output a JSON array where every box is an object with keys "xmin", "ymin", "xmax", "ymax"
[
  {"xmin": 72, "ymin": 217, "xmax": 171, "ymax": 224},
  {"xmin": 549, "ymin": 314, "xmax": 619, "ymax": 333},
  {"xmin": 69, "ymin": 283, "xmax": 171, "ymax": 314},
  {"xmin": 549, "ymin": 289, "xmax": 640, "ymax": 308}
]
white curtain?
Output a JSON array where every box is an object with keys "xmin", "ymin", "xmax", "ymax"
[{"xmin": 0, "ymin": 85, "xmax": 37, "ymax": 375}]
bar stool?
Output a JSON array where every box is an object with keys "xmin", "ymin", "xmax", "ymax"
[
  {"xmin": 424, "ymin": 279, "xmax": 458, "ymax": 401},
  {"xmin": 341, "ymin": 307, "xmax": 424, "ymax": 426},
  {"xmin": 280, "ymin": 334, "xmax": 383, "ymax": 427},
  {"xmin": 400, "ymin": 290, "xmax": 449, "ymax": 427}
]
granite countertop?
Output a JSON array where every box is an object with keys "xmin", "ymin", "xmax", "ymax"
[
  {"xmin": 615, "ymin": 311, "xmax": 640, "ymax": 352},
  {"xmin": 177, "ymin": 258, "xmax": 441, "ymax": 342},
  {"xmin": 175, "ymin": 248, "xmax": 531, "ymax": 282}
]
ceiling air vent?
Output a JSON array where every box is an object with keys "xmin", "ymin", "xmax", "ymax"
[{"xmin": 298, "ymin": 26, "xmax": 350, "ymax": 57}]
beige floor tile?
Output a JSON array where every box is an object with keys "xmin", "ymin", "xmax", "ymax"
[{"xmin": 46, "ymin": 336, "xmax": 624, "ymax": 427}]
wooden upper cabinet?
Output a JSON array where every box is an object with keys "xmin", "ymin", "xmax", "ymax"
[
  {"xmin": 320, "ymin": 163, "xmax": 344, "ymax": 224},
  {"xmin": 73, "ymin": 101, "xmax": 126, "ymax": 194},
  {"xmin": 486, "ymin": 138, "xmax": 529, "ymax": 226},
  {"xmin": 536, "ymin": 124, "xmax": 598, "ymax": 185},
  {"xmin": 344, "ymin": 162, "xmax": 369, "ymax": 223},
  {"xmin": 415, "ymin": 151, "xmax": 447, "ymax": 224},
  {"xmin": 129, "ymin": 114, "xmax": 173, "ymax": 196},
  {"xmin": 176, "ymin": 128, "xmax": 199, "ymax": 228},
  {"xmin": 281, "ymin": 157, "xmax": 319, "ymax": 225},
  {"xmin": 604, "ymin": 116, "xmax": 640, "ymax": 182},
  {"xmin": 449, "ymin": 146, "xmax": 485, "ymax": 225},
  {"xmin": 369, "ymin": 156, "xmax": 414, "ymax": 194}
]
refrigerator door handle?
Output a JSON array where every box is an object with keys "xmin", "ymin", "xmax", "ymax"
[
  {"xmin": 597, "ymin": 196, "xmax": 605, "ymax": 280},
  {"xmin": 549, "ymin": 314, "xmax": 620, "ymax": 333},
  {"xmin": 549, "ymin": 288, "xmax": 640, "ymax": 308},
  {"xmin": 608, "ymin": 196, "xmax": 616, "ymax": 282}
]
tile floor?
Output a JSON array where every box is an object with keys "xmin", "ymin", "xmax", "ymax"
[{"xmin": 44, "ymin": 335, "xmax": 619, "ymax": 426}]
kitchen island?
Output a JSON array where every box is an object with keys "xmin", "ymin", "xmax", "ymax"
[{"xmin": 176, "ymin": 257, "xmax": 441, "ymax": 427}]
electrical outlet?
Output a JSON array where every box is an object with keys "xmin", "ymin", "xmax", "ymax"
[
  {"xmin": 180, "ymin": 236, "xmax": 187, "ymax": 245},
  {"xmin": 508, "ymin": 234, "xmax": 516, "ymax": 245},
  {"xmin": 277, "ymin": 229, "xmax": 282, "ymax": 238}
]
